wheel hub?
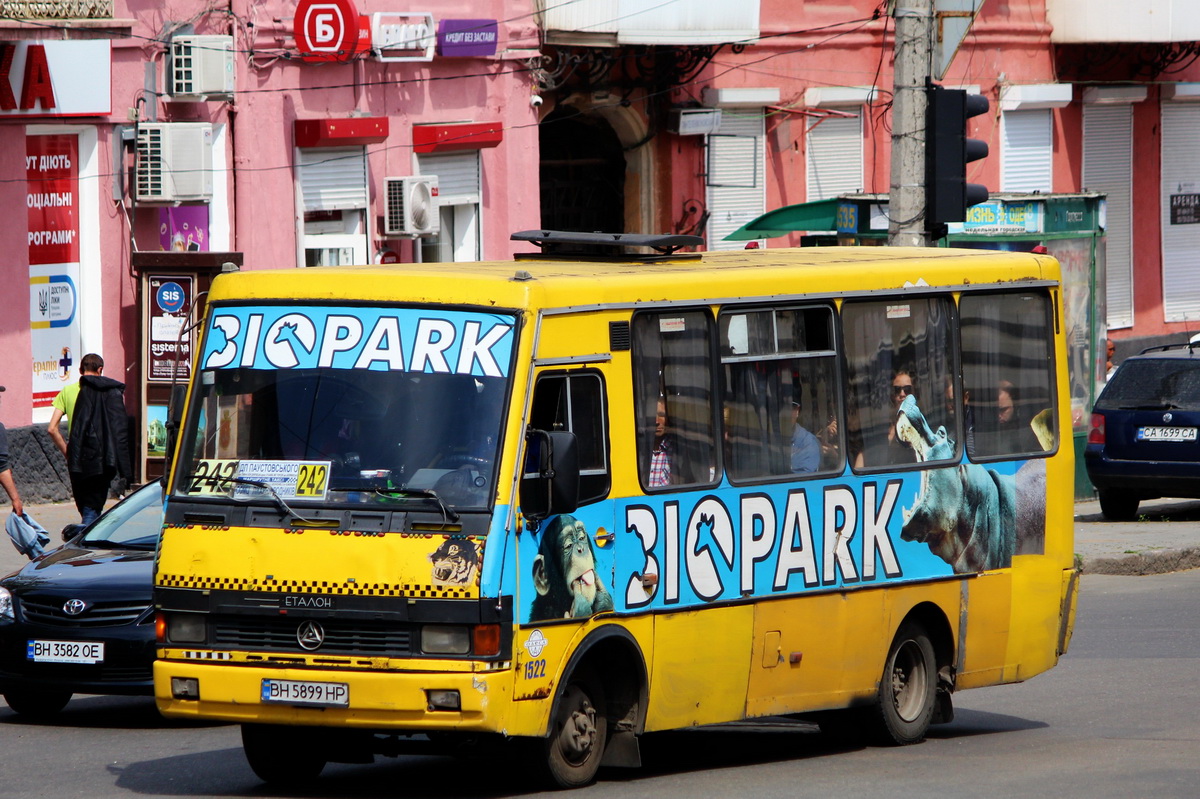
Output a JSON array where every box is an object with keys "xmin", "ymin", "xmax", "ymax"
[{"xmin": 556, "ymin": 686, "xmax": 598, "ymax": 762}]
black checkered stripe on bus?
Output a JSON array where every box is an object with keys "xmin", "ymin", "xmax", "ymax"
[{"xmin": 154, "ymin": 573, "xmax": 475, "ymax": 599}]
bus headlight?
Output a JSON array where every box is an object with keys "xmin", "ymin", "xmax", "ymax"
[
  {"xmin": 0, "ymin": 587, "xmax": 12, "ymax": 620},
  {"xmin": 421, "ymin": 625, "xmax": 470, "ymax": 655},
  {"xmin": 167, "ymin": 613, "xmax": 207, "ymax": 643}
]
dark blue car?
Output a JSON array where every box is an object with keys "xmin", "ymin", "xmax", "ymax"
[
  {"xmin": 1085, "ymin": 343, "xmax": 1200, "ymax": 520},
  {"xmin": 0, "ymin": 480, "xmax": 163, "ymax": 717}
]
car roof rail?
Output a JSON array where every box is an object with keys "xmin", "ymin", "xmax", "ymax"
[
  {"xmin": 1138, "ymin": 341, "xmax": 1200, "ymax": 355},
  {"xmin": 511, "ymin": 230, "xmax": 704, "ymax": 261}
]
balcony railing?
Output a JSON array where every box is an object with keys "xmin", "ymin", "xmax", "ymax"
[{"xmin": 0, "ymin": 0, "xmax": 113, "ymax": 19}]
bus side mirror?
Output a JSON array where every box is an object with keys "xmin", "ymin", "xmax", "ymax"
[
  {"xmin": 164, "ymin": 384, "xmax": 187, "ymax": 465},
  {"xmin": 519, "ymin": 429, "xmax": 580, "ymax": 523}
]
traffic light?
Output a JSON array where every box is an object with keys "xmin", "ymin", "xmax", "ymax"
[{"xmin": 925, "ymin": 82, "xmax": 989, "ymax": 227}]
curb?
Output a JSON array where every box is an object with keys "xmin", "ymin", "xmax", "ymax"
[{"xmin": 1081, "ymin": 548, "xmax": 1200, "ymax": 576}]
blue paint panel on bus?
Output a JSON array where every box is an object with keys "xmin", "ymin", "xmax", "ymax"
[
  {"xmin": 199, "ymin": 305, "xmax": 516, "ymax": 378},
  {"xmin": 516, "ymin": 456, "xmax": 1046, "ymax": 625}
]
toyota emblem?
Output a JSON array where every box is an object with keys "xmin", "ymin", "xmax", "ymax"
[
  {"xmin": 63, "ymin": 599, "xmax": 88, "ymax": 616},
  {"xmin": 296, "ymin": 620, "xmax": 325, "ymax": 650}
]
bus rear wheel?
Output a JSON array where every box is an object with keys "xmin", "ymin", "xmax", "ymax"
[
  {"xmin": 241, "ymin": 723, "xmax": 327, "ymax": 787},
  {"xmin": 539, "ymin": 673, "xmax": 608, "ymax": 788},
  {"xmin": 868, "ymin": 620, "xmax": 937, "ymax": 745}
]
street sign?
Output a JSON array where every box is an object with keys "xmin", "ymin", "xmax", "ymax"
[{"xmin": 933, "ymin": 0, "xmax": 985, "ymax": 80}]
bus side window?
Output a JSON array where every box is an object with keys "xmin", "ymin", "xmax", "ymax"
[
  {"xmin": 719, "ymin": 306, "xmax": 842, "ymax": 480},
  {"xmin": 843, "ymin": 297, "xmax": 958, "ymax": 470},
  {"xmin": 529, "ymin": 371, "xmax": 611, "ymax": 505},
  {"xmin": 961, "ymin": 291, "xmax": 1056, "ymax": 458},
  {"xmin": 631, "ymin": 311, "xmax": 718, "ymax": 489}
]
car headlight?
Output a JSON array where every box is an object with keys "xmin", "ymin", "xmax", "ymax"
[{"xmin": 0, "ymin": 587, "xmax": 13, "ymax": 621}]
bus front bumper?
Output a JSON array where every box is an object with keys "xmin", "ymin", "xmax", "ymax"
[{"xmin": 154, "ymin": 659, "xmax": 520, "ymax": 732}]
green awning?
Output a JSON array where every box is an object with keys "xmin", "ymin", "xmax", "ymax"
[{"xmin": 724, "ymin": 198, "xmax": 841, "ymax": 241}]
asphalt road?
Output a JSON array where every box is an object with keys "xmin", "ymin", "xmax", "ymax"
[{"xmin": 1, "ymin": 569, "xmax": 1197, "ymax": 798}]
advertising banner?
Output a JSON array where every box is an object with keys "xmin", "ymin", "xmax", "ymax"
[
  {"xmin": 0, "ymin": 40, "xmax": 111, "ymax": 118},
  {"xmin": 148, "ymin": 275, "xmax": 194, "ymax": 383},
  {"xmin": 28, "ymin": 133, "xmax": 81, "ymax": 408}
]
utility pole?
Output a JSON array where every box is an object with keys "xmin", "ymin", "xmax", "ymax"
[{"xmin": 888, "ymin": 0, "xmax": 933, "ymax": 247}]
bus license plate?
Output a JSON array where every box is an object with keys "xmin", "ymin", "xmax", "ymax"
[
  {"xmin": 261, "ymin": 679, "xmax": 349, "ymax": 707},
  {"xmin": 1136, "ymin": 426, "xmax": 1197, "ymax": 442},
  {"xmin": 28, "ymin": 639, "xmax": 105, "ymax": 664}
]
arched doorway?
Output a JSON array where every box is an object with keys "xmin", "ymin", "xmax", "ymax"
[{"xmin": 539, "ymin": 108, "xmax": 626, "ymax": 234}]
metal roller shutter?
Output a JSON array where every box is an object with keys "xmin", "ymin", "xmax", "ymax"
[
  {"xmin": 706, "ymin": 111, "xmax": 765, "ymax": 251},
  {"xmin": 1084, "ymin": 103, "xmax": 1133, "ymax": 329},
  {"xmin": 806, "ymin": 113, "xmax": 862, "ymax": 202},
  {"xmin": 1002, "ymin": 109, "xmax": 1052, "ymax": 193},
  {"xmin": 416, "ymin": 151, "xmax": 481, "ymax": 205},
  {"xmin": 1161, "ymin": 103, "xmax": 1200, "ymax": 321},
  {"xmin": 297, "ymin": 147, "xmax": 368, "ymax": 211}
]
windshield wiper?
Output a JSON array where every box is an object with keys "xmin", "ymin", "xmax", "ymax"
[
  {"xmin": 370, "ymin": 487, "xmax": 460, "ymax": 523},
  {"xmin": 184, "ymin": 473, "xmax": 332, "ymax": 526}
]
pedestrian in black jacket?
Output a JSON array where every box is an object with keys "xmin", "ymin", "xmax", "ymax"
[{"xmin": 67, "ymin": 367, "xmax": 131, "ymax": 525}]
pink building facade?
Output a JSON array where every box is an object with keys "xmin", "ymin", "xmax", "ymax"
[
  {"xmin": 1, "ymin": 0, "xmax": 542, "ymax": 434},
  {"xmin": 3, "ymin": 0, "xmax": 1199, "ymax": 450},
  {"xmin": 535, "ymin": 0, "xmax": 1200, "ymax": 355}
]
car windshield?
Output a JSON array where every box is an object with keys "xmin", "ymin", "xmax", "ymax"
[
  {"xmin": 1097, "ymin": 357, "xmax": 1200, "ymax": 411},
  {"xmin": 80, "ymin": 481, "xmax": 164, "ymax": 550},
  {"xmin": 175, "ymin": 304, "xmax": 516, "ymax": 511}
]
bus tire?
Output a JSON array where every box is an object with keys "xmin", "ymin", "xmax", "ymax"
[
  {"xmin": 539, "ymin": 671, "xmax": 608, "ymax": 788},
  {"xmin": 1097, "ymin": 490, "xmax": 1139, "ymax": 521},
  {"xmin": 868, "ymin": 620, "xmax": 937, "ymax": 745},
  {"xmin": 241, "ymin": 723, "xmax": 327, "ymax": 787},
  {"xmin": 2, "ymin": 689, "xmax": 71, "ymax": 718}
]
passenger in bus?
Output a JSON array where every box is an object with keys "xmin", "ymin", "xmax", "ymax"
[
  {"xmin": 944, "ymin": 377, "xmax": 974, "ymax": 453},
  {"xmin": 790, "ymin": 397, "xmax": 838, "ymax": 473},
  {"xmin": 854, "ymin": 368, "xmax": 919, "ymax": 468},
  {"xmin": 993, "ymin": 380, "xmax": 1040, "ymax": 454},
  {"xmin": 647, "ymin": 398, "xmax": 675, "ymax": 487}
]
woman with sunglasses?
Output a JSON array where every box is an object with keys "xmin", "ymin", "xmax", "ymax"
[{"xmin": 854, "ymin": 368, "xmax": 920, "ymax": 468}]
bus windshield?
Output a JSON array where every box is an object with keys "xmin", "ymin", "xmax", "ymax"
[{"xmin": 175, "ymin": 305, "xmax": 516, "ymax": 511}]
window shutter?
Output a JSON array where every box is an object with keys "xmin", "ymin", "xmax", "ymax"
[
  {"xmin": 706, "ymin": 111, "xmax": 765, "ymax": 251},
  {"xmin": 1001, "ymin": 110, "xmax": 1052, "ymax": 193},
  {"xmin": 1084, "ymin": 104, "xmax": 1133, "ymax": 329},
  {"xmin": 1161, "ymin": 103, "xmax": 1200, "ymax": 321},
  {"xmin": 806, "ymin": 113, "xmax": 862, "ymax": 202},
  {"xmin": 297, "ymin": 147, "xmax": 368, "ymax": 211},
  {"xmin": 416, "ymin": 150, "xmax": 481, "ymax": 205}
]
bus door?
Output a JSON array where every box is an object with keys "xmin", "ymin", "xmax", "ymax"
[{"xmin": 514, "ymin": 369, "xmax": 616, "ymax": 698}]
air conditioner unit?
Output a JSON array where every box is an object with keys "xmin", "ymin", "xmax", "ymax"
[
  {"xmin": 135, "ymin": 123, "xmax": 214, "ymax": 203},
  {"xmin": 169, "ymin": 35, "xmax": 235, "ymax": 101},
  {"xmin": 384, "ymin": 176, "xmax": 440, "ymax": 236}
]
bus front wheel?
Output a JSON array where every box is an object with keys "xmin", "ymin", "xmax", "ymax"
[
  {"xmin": 869, "ymin": 620, "xmax": 937, "ymax": 745},
  {"xmin": 539, "ymin": 672, "xmax": 608, "ymax": 788},
  {"xmin": 241, "ymin": 723, "xmax": 327, "ymax": 787}
]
